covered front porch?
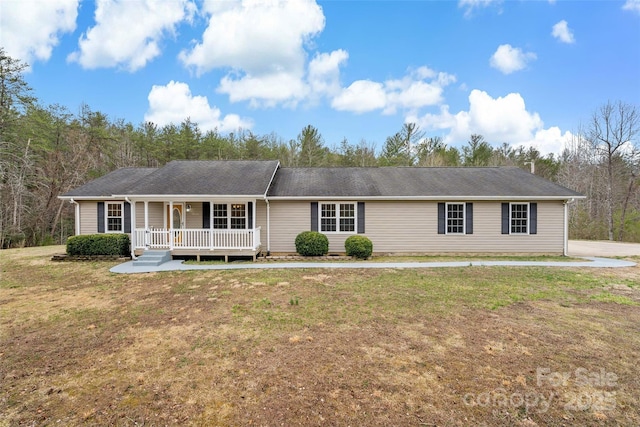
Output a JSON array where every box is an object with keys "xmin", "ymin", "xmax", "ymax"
[{"xmin": 130, "ymin": 199, "xmax": 263, "ymax": 260}]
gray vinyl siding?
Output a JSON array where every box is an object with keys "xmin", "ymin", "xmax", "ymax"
[
  {"xmin": 255, "ymin": 200, "xmax": 267, "ymax": 248},
  {"xmin": 79, "ymin": 201, "xmax": 98, "ymax": 234},
  {"xmin": 268, "ymin": 200, "xmax": 565, "ymax": 254},
  {"xmin": 133, "ymin": 202, "xmax": 164, "ymax": 228},
  {"xmin": 256, "ymin": 200, "xmax": 267, "ymax": 231},
  {"xmin": 268, "ymin": 201, "xmax": 312, "ymax": 253},
  {"xmin": 148, "ymin": 202, "xmax": 164, "ymax": 228},
  {"xmin": 135, "ymin": 202, "xmax": 144, "ymax": 228},
  {"xmin": 185, "ymin": 202, "xmax": 202, "ymax": 229},
  {"xmin": 366, "ymin": 201, "xmax": 563, "ymax": 253}
]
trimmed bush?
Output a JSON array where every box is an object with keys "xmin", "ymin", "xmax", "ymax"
[
  {"xmin": 345, "ymin": 235, "xmax": 373, "ymax": 259},
  {"xmin": 295, "ymin": 231, "xmax": 329, "ymax": 256},
  {"xmin": 67, "ymin": 234, "xmax": 130, "ymax": 257}
]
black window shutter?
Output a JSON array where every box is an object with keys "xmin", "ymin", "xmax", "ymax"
[
  {"xmin": 530, "ymin": 203, "xmax": 537, "ymax": 234},
  {"xmin": 124, "ymin": 202, "xmax": 131, "ymax": 233},
  {"xmin": 248, "ymin": 202, "xmax": 253, "ymax": 229},
  {"xmin": 465, "ymin": 202, "xmax": 473, "ymax": 235},
  {"xmin": 437, "ymin": 202, "xmax": 445, "ymax": 234},
  {"xmin": 311, "ymin": 202, "xmax": 318, "ymax": 231},
  {"xmin": 203, "ymin": 202, "xmax": 210, "ymax": 229},
  {"xmin": 97, "ymin": 202, "xmax": 105, "ymax": 233},
  {"xmin": 357, "ymin": 202, "xmax": 365, "ymax": 234},
  {"xmin": 501, "ymin": 203, "xmax": 509, "ymax": 234}
]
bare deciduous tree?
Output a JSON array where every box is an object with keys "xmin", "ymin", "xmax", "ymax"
[{"xmin": 588, "ymin": 101, "xmax": 639, "ymax": 240}]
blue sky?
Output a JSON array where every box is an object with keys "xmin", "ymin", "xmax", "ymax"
[{"xmin": 2, "ymin": 0, "xmax": 639, "ymax": 155}]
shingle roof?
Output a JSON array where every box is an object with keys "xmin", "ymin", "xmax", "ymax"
[
  {"xmin": 268, "ymin": 166, "xmax": 584, "ymax": 199},
  {"xmin": 62, "ymin": 168, "xmax": 157, "ymax": 198},
  {"xmin": 123, "ymin": 160, "xmax": 279, "ymax": 196},
  {"xmin": 62, "ymin": 163, "xmax": 584, "ymax": 200}
]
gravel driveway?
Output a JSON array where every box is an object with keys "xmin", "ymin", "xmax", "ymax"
[{"xmin": 568, "ymin": 240, "xmax": 640, "ymax": 257}]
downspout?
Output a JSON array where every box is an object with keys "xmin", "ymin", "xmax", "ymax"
[
  {"xmin": 265, "ymin": 199, "xmax": 271, "ymax": 255},
  {"xmin": 125, "ymin": 197, "xmax": 136, "ymax": 260},
  {"xmin": 563, "ymin": 198, "xmax": 575, "ymax": 256},
  {"xmin": 69, "ymin": 198, "xmax": 80, "ymax": 236},
  {"xmin": 263, "ymin": 162, "xmax": 279, "ymax": 256}
]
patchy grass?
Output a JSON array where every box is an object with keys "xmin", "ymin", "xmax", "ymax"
[{"xmin": 1, "ymin": 246, "xmax": 639, "ymax": 426}]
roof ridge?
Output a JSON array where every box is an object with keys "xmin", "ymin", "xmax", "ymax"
[
  {"xmin": 166, "ymin": 159, "xmax": 279, "ymax": 163},
  {"xmin": 278, "ymin": 165, "xmax": 519, "ymax": 169}
]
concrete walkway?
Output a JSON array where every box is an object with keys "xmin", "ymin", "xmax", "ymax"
[{"xmin": 110, "ymin": 256, "xmax": 636, "ymax": 274}]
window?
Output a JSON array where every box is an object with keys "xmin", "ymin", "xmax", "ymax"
[
  {"xmin": 230, "ymin": 204, "xmax": 246, "ymax": 229},
  {"xmin": 212, "ymin": 203, "xmax": 247, "ymax": 229},
  {"xmin": 213, "ymin": 204, "xmax": 228, "ymax": 229},
  {"xmin": 438, "ymin": 202, "xmax": 472, "ymax": 235},
  {"xmin": 510, "ymin": 203, "xmax": 529, "ymax": 234},
  {"xmin": 446, "ymin": 203, "xmax": 465, "ymax": 234},
  {"xmin": 320, "ymin": 202, "xmax": 355, "ymax": 233},
  {"xmin": 340, "ymin": 204, "xmax": 355, "ymax": 232},
  {"xmin": 106, "ymin": 202, "xmax": 123, "ymax": 232},
  {"xmin": 320, "ymin": 203, "xmax": 336, "ymax": 232}
]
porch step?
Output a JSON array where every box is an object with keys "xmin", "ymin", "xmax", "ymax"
[{"xmin": 134, "ymin": 250, "xmax": 172, "ymax": 267}]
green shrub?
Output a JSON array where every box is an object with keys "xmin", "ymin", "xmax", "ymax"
[
  {"xmin": 345, "ymin": 235, "xmax": 373, "ymax": 259},
  {"xmin": 295, "ymin": 231, "xmax": 329, "ymax": 256},
  {"xmin": 67, "ymin": 234, "xmax": 130, "ymax": 256}
]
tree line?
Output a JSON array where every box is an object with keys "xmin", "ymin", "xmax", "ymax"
[{"xmin": 1, "ymin": 49, "xmax": 638, "ymax": 247}]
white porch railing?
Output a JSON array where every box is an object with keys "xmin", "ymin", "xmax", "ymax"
[{"xmin": 134, "ymin": 227, "xmax": 261, "ymax": 251}]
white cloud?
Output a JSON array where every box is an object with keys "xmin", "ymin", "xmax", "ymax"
[
  {"xmin": 0, "ymin": 0, "xmax": 78, "ymax": 66},
  {"xmin": 145, "ymin": 81, "xmax": 252, "ymax": 132},
  {"xmin": 552, "ymin": 20, "xmax": 575, "ymax": 44},
  {"xmin": 179, "ymin": 0, "xmax": 325, "ymax": 106},
  {"xmin": 177, "ymin": 1, "xmax": 453, "ymax": 113},
  {"xmin": 517, "ymin": 127, "xmax": 573, "ymax": 155},
  {"xmin": 411, "ymin": 90, "xmax": 572, "ymax": 155},
  {"xmin": 458, "ymin": 0, "xmax": 501, "ymax": 17},
  {"xmin": 218, "ymin": 71, "xmax": 310, "ymax": 108},
  {"xmin": 308, "ymin": 50, "xmax": 349, "ymax": 98},
  {"xmin": 180, "ymin": 0, "xmax": 324, "ymax": 75},
  {"xmin": 332, "ymin": 67, "xmax": 456, "ymax": 115},
  {"xmin": 490, "ymin": 44, "xmax": 537, "ymax": 74},
  {"xmin": 623, "ymin": 0, "xmax": 640, "ymax": 14},
  {"xmin": 68, "ymin": 0, "xmax": 195, "ymax": 71},
  {"xmin": 331, "ymin": 80, "xmax": 387, "ymax": 114}
]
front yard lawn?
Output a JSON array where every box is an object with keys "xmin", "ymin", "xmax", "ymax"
[{"xmin": 1, "ymin": 246, "xmax": 638, "ymax": 426}]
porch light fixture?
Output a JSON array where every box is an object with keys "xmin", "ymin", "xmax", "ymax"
[{"xmin": 186, "ymin": 204, "xmax": 192, "ymax": 212}]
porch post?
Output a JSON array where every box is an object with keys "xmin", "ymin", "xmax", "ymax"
[
  {"xmin": 144, "ymin": 201, "xmax": 149, "ymax": 229},
  {"xmin": 130, "ymin": 200, "xmax": 136, "ymax": 258},
  {"xmin": 252, "ymin": 199, "xmax": 257, "ymax": 249},
  {"xmin": 144, "ymin": 201, "xmax": 149, "ymax": 247},
  {"xmin": 169, "ymin": 201, "xmax": 174, "ymax": 250},
  {"xmin": 209, "ymin": 201, "xmax": 214, "ymax": 250}
]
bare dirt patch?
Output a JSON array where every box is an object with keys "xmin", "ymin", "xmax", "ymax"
[{"xmin": 1, "ymin": 247, "xmax": 639, "ymax": 426}]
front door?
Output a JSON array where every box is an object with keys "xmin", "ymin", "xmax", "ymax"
[{"xmin": 167, "ymin": 204, "xmax": 184, "ymax": 245}]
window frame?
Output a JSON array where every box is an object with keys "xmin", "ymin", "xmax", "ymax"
[
  {"xmin": 445, "ymin": 202, "xmax": 465, "ymax": 235},
  {"xmin": 319, "ymin": 202, "xmax": 357, "ymax": 234},
  {"xmin": 212, "ymin": 203, "xmax": 228, "ymax": 229},
  {"xmin": 212, "ymin": 203, "xmax": 248, "ymax": 230},
  {"xmin": 105, "ymin": 201, "xmax": 124, "ymax": 233},
  {"xmin": 230, "ymin": 203, "xmax": 246, "ymax": 230},
  {"xmin": 510, "ymin": 202, "xmax": 530, "ymax": 235}
]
